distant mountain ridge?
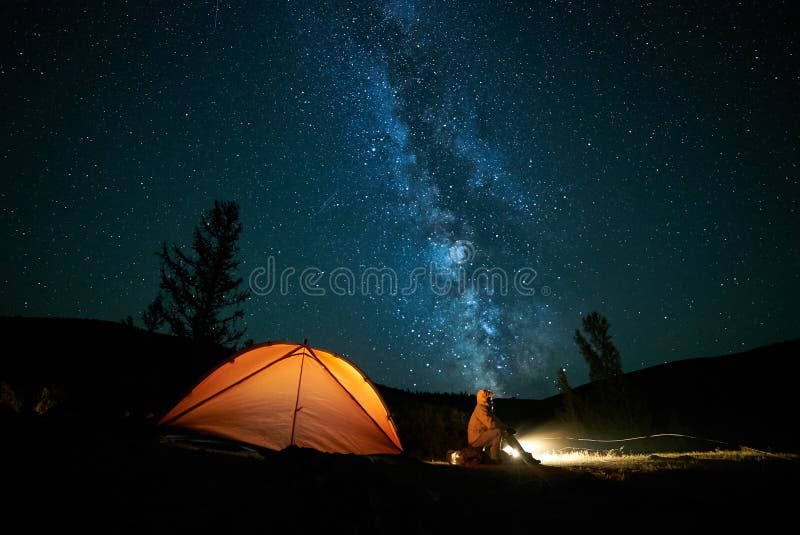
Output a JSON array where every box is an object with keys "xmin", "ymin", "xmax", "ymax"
[
  {"xmin": 371, "ymin": 337, "xmax": 800, "ymax": 453},
  {"xmin": 489, "ymin": 337, "xmax": 800, "ymax": 452},
  {"xmin": 0, "ymin": 315, "xmax": 234, "ymax": 418},
  {"xmin": 2, "ymin": 316, "xmax": 798, "ymax": 453},
  {"xmin": 595, "ymin": 337, "xmax": 800, "ymax": 451}
]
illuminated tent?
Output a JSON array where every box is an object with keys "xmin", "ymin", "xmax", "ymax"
[{"xmin": 158, "ymin": 341, "xmax": 403, "ymax": 455}]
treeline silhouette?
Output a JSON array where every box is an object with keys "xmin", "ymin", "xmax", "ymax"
[{"xmin": 2, "ymin": 316, "xmax": 798, "ymax": 458}]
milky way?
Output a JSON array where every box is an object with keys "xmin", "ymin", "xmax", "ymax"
[
  {"xmin": 290, "ymin": 1, "xmax": 569, "ymax": 396},
  {"xmin": 2, "ymin": 1, "xmax": 797, "ymax": 398}
]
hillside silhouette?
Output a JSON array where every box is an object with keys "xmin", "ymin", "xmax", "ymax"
[
  {"xmin": 1, "ymin": 315, "xmax": 798, "ymax": 455},
  {"xmin": 0, "ymin": 316, "xmax": 234, "ymax": 421}
]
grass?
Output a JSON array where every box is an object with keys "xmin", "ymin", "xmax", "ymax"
[
  {"xmin": 539, "ymin": 446, "xmax": 798, "ymax": 464},
  {"xmin": 533, "ymin": 446, "xmax": 800, "ymax": 480}
]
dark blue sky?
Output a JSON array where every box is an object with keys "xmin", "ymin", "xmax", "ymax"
[{"xmin": 2, "ymin": 1, "xmax": 798, "ymax": 399}]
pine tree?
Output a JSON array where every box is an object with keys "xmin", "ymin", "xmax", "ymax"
[
  {"xmin": 556, "ymin": 367, "xmax": 572, "ymax": 395},
  {"xmin": 556, "ymin": 367, "xmax": 581, "ymax": 435},
  {"xmin": 141, "ymin": 294, "xmax": 165, "ymax": 332},
  {"xmin": 574, "ymin": 311, "xmax": 622, "ymax": 383},
  {"xmin": 573, "ymin": 311, "xmax": 631, "ymax": 436},
  {"xmin": 146, "ymin": 200, "xmax": 249, "ymax": 347}
]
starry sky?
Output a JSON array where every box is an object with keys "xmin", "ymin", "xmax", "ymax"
[{"xmin": 2, "ymin": 1, "xmax": 798, "ymax": 399}]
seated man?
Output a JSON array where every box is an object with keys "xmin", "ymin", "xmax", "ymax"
[{"xmin": 467, "ymin": 389, "xmax": 540, "ymax": 465}]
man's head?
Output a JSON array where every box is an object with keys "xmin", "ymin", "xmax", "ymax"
[{"xmin": 477, "ymin": 389, "xmax": 494, "ymax": 406}]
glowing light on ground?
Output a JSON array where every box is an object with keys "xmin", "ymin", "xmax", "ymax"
[{"xmin": 509, "ymin": 432, "xmax": 797, "ymax": 467}]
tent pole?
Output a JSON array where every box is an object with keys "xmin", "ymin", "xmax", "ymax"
[{"xmin": 289, "ymin": 347, "xmax": 308, "ymax": 447}]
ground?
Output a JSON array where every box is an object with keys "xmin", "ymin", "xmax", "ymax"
[{"xmin": 3, "ymin": 414, "xmax": 797, "ymax": 533}]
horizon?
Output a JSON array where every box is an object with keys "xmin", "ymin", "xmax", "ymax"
[{"xmin": 3, "ymin": 314, "xmax": 797, "ymax": 401}]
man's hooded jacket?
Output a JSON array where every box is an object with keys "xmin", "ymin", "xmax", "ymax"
[{"xmin": 467, "ymin": 389, "xmax": 510, "ymax": 445}]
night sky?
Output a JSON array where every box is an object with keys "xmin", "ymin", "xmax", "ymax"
[{"xmin": 2, "ymin": 1, "xmax": 798, "ymax": 399}]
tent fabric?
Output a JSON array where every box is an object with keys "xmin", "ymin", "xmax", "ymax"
[{"xmin": 158, "ymin": 341, "xmax": 403, "ymax": 455}]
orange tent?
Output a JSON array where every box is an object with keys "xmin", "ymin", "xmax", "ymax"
[{"xmin": 158, "ymin": 341, "xmax": 403, "ymax": 455}]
